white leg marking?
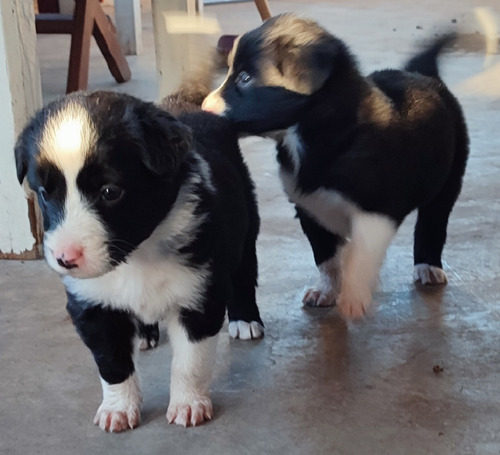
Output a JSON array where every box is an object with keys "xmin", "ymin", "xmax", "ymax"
[
  {"xmin": 228, "ymin": 320, "xmax": 264, "ymax": 340},
  {"xmin": 94, "ymin": 374, "xmax": 142, "ymax": 433},
  {"xmin": 303, "ymin": 254, "xmax": 343, "ymax": 307},
  {"xmin": 338, "ymin": 213, "xmax": 396, "ymax": 320},
  {"xmin": 414, "ymin": 264, "xmax": 448, "ymax": 285},
  {"xmin": 166, "ymin": 317, "xmax": 218, "ymax": 427}
]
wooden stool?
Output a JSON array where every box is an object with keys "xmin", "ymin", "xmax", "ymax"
[{"xmin": 36, "ymin": 0, "xmax": 131, "ymax": 94}]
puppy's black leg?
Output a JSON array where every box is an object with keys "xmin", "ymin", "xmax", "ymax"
[
  {"xmin": 66, "ymin": 295, "xmax": 141, "ymax": 432},
  {"xmin": 413, "ymin": 181, "xmax": 462, "ymax": 285},
  {"xmin": 137, "ymin": 320, "xmax": 160, "ymax": 351},
  {"xmin": 414, "ymin": 133, "xmax": 468, "ymax": 285},
  {"xmin": 296, "ymin": 207, "xmax": 345, "ymax": 307},
  {"xmin": 227, "ymin": 236, "xmax": 264, "ymax": 340}
]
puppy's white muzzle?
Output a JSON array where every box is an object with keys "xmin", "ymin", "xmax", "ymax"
[{"xmin": 202, "ymin": 90, "xmax": 227, "ymax": 115}]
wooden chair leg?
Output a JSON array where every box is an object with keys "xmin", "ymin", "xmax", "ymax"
[
  {"xmin": 93, "ymin": 3, "xmax": 131, "ymax": 84},
  {"xmin": 254, "ymin": 0, "xmax": 271, "ymax": 21},
  {"xmin": 66, "ymin": 0, "xmax": 96, "ymax": 93}
]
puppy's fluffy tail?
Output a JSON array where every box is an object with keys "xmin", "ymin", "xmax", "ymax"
[
  {"xmin": 159, "ymin": 50, "xmax": 216, "ymax": 116},
  {"xmin": 404, "ymin": 34, "xmax": 456, "ymax": 78}
]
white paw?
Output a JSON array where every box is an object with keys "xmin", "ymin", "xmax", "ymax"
[
  {"xmin": 94, "ymin": 403, "xmax": 141, "ymax": 433},
  {"xmin": 166, "ymin": 397, "xmax": 213, "ymax": 427},
  {"xmin": 94, "ymin": 374, "xmax": 142, "ymax": 432},
  {"xmin": 302, "ymin": 287, "xmax": 337, "ymax": 307},
  {"xmin": 138, "ymin": 336, "xmax": 158, "ymax": 351},
  {"xmin": 303, "ymin": 257, "xmax": 342, "ymax": 307},
  {"xmin": 337, "ymin": 284, "xmax": 372, "ymax": 320},
  {"xmin": 228, "ymin": 320, "xmax": 264, "ymax": 340},
  {"xmin": 414, "ymin": 264, "xmax": 448, "ymax": 285}
]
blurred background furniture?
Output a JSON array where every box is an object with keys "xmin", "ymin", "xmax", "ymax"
[{"xmin": 35, "ymin": 0, "xmax": 131, "ymax": 93}]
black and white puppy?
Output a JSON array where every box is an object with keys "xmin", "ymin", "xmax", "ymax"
[
  {"xmin": 203, "ymin": 13, "xmax": 469, "ymax": 319},
  {"xmin": 15, "ymin": 87, "xmax": 263, "ymax": 431}
]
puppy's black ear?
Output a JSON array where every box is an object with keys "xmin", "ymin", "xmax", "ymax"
[
  {"xmin": 14, "ymin": 118, "xmax": 40, "ymax": 185},
  {"xmin": 308, "ymin": 37, "xmax": 346, "ymax": 89},
  {"xmin": 273, "ymin": 34, "xmax": 352, "ymax": 94},
  {"xmin": 139, "ymin": 108, "xmax": 192, "ymax": 176},
  {"xmin": 14, "ymin": 139, "xmax": 28, "ymax": 184}
]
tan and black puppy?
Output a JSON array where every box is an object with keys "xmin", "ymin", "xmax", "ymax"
[{"xmin": 203, "ymin": 13, "xmax": 469, "ymax": 319}]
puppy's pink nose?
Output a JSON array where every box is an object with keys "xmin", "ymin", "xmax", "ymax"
[
  {"xmin": 202, "ymin": 93, "xmax": 226, "ymax": 115},
  {"xmin": 54, "ymin": 246, "xmax": 83, "ymax": 269}
]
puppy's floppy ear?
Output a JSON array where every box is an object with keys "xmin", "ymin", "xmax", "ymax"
[
  {"xmin": 307, "ymin": 36, "xmax": 346, "ymax": 90},
  {"xmin": 14, "ymin": 117, "xmax": 41, "ymax": 184},
  {"xmin": 272, "ymin": 34, "xmax": 349, "ymax": 94},
  {"xmin": 139, "ymin": 107, "xmax": 192, "ymax": 176},
  {"xmin": 14, "ymin": 138, "xmax": 28, "ymax": 184}
]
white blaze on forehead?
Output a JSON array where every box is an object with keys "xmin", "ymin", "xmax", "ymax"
[{"xmin": 39, "ymin": 102, "xmax": 96, "ymax": 178}]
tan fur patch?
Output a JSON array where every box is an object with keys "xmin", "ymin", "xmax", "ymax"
[{"xmin": 358, "ymin": 84, "xmax": 395, "ymax": 127}]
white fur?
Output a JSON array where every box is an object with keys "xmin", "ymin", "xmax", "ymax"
[
  {"xmin": 303, "ymin": 254, "xmax": 343, "ymax": 307},
  {"xmin": 338, "ymin": 213, "xmax": 396, "ymax": 319},
  {"xmin": 228, "ymin": 320, "xmax": 264, "ymax": 340},
  {"xmin": 39, "ymin": 102, "xmax": 96, "ymax": 181},
  {"xmin": 202, "ymin": 76, "xmax": 229, "ymax": 115},
  {"xmin": 414, "ymin": 264, "xmax": 448, "ymax": 285},
  {"xmin": 280, "ymin": 170, "xmax": 356, "ymax": 237},
  {"xmin": 94, "ymin": 374, "xmax": 142, "ymax": 433},
  {"xmin": 165, "ymin": 316, "xmax": 218, "ymax": 427},
  {"xmin": 44, "ymin": 185, "xmax": 110, "ymax": 278},
  {"xmin": 281, "ymin": 126, "xmax": 304, "ymax": 177},
  {"xmin": 64, "ymin": 243, "xmax": 210, "ymax": 324}
]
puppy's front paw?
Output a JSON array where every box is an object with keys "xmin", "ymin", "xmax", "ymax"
[
  {"xmin": 166, "ymin": 397, "xmax": 213, "ymax": 427},
  {"xmin": 94, "ymin": 403, "xmax": 141, "ymax": 433},
  {"xmin": 302, "ymin": 287, "xmax": 337, "ymax": 307},
  {"xmin": 414, "ymin": 264, "xmax": 448, "ymax": 285},
  {"xmin": 337, "ymin": 284, "xmax": 372, "ymax": 320},
  {"xmin": 228, "ymin": 320, "xmax": 264, "ymax": 340}
]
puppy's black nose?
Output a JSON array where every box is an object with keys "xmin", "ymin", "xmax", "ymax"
[
  {"xmin": 57, "ymin": 258, "xmax": 78, "ymax": 269},
  {"xmin": 53, "ymin": 246, "xmax": 83, "ymax": 269}
]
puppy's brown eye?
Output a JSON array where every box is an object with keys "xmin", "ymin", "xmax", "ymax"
[
  {"xmin": 236, "ymin": 71, "xmax": 252, "ymax": 86},
  {"xmin": 100, "ymin": 185, "xmax": 123, "ymax": 202}
]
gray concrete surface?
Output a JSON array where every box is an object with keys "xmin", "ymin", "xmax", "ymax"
[{"xmin": 1, "ymin": 1, "xmax": 500, "ymax": 454}]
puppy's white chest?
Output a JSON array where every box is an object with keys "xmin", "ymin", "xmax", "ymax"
[
  {"xmin": 64, "ymin": 252, "xmax": 208, "ymax": 323},
  {"xmin": 279, "ymin": 128, "xmax": 356, "ymax": 237}
]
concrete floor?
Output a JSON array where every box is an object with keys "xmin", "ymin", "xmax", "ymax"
[{"xmin": 1, "ymin": 1, "xmax": 500, "ymax": 454}]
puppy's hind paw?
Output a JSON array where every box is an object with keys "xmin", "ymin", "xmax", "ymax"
[
  {"xmin": 302, "ymin": 288, "xmax": 337, "ymax": 307},
  {"xmin": 228, "ymin": 320, "xmax": 264, "ymax": 340},
  {"xmin": 166, "ymin": 398, "xmax": 213, "ymax": 427},
  {"xmin": 137, "ymin": 321, "xmax": 160, "ymax": 351},
  {"xmin": 414, "ymin": 264, "xmax": 448, "ymax": 285}
]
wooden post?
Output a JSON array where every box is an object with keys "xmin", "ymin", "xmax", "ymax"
[
  {"xmin": 114, "ymin": 0, "xmax": 143, "ymax": 55},
  {"xmin": 0, "ymin": 0, "xmax": 43, "ymax": 259},
  {"xmin": 151, "ymin": 0, "xmax": 220, "ymax": 100}
]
